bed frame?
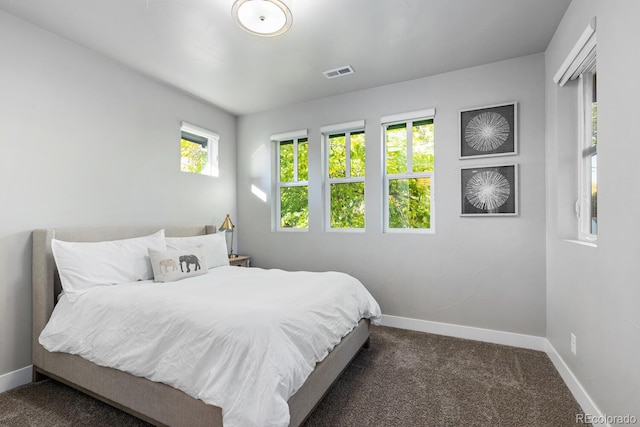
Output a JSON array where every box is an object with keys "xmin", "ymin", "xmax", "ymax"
[{"xmin": 32, "ymin": 225, "xmax": 371, "ymax": 427}]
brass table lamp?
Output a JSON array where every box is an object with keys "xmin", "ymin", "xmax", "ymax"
[{"xmin": 219, "ymin": 214, "xmax": 237, "ymax": 258}]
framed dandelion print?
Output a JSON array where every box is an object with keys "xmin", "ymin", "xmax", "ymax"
[
  {"xmin": 460, "ymin": 102, "xmax": 517, "ymax": 158},
  {"xmin": 461, "ymin": 164, "xmax": 518, "ymax": 216}
]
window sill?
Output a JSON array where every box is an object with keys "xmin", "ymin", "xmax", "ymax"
[
  {"xmin": 326, "ymin": 228, "xmax": 366, "ymax": 233},
  {"xmin": 384, "ymin": 229, "xmax": 435, "ymax": 235},
  {"xmin": 563, "ymin": 239, "xmax": 597, "ymax": 248},
  {"xmin": 275, "ymin": 228, "xmax": 309, "ymax": 233}
]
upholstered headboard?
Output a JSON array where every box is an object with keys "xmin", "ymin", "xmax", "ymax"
[{"xmin": 31, "ymin": 225, "xmax": 216, "ymax": 367}]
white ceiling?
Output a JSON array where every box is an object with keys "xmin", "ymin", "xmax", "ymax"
[{"xmin": 0, "ymin": 0, "xmax": 571, "ymax": 115}]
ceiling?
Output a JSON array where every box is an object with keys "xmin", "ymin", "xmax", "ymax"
[{"xmin": 0, "ymin": 0, "xmax": 571, "ymax": 115}]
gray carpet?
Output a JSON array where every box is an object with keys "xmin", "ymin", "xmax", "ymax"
[{"xmin": 0, "ymin": 326, "xmax": 587, "ymax": 426}]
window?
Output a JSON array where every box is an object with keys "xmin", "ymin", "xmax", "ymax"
[
  {"xmin": 180, "ymin": 122, "xmax": 219, "ymax": 177},
  {"xmin": 274, "ymin": 130, "xmax": 308, "ymax": 230},
  {"xmin": 382, "ymin": 109, "xmax": 435, "ymax": 232},
  {"xmin": 554, "ymin": 18, "xmax": 597, "ymax": 241},
  {"xmin": 323, "ymin": 121, "xmax": 366, "ymax": 230},
  {"xmin": 579, "ymin": 71, "xmax": 597, "ymax": 239}
]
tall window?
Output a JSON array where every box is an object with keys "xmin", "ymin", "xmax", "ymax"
[
  {"xmin": 579, "ymin": 71, "xmax": 597, "ymax": 239},
  {"xmin": 275, "ymin": 131, "xmax": 309, "ymax": 230},
  {"xmin": 554, "ymin": 18, "xmax": 597, "ymax": 242},
  {"xmin": 383, "ymin": 109, "xmax": 435, "ymax": 232},
  {"xmin": 180, "ymin": 122, "xmax": 219, "ymax": 177},
  {"xmin": 324, "ymin": 123, "xmax": 366, "ymax": 230}
]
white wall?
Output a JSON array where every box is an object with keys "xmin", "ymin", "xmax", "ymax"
[
  {"xmin": 237, "ymin": 54, "xmax": 547, "ymax": 337},
  {"xmin": 0, "ymin": 11, "xmax": 237, "ymax": 377},
  {"xmin": 545, "ymin": 0, "xmax": 640, "ymax": 418}
]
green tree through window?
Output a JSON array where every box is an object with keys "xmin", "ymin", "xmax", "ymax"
[
  {"xmin": 385, "ymin": 117, "xmax": 434, "ymax": 230},
  {"xmin": 327, "ymin": 130, "xmax": 365, "ymax": 229},
  {"xmin": 278, "ymin": 137, "xmax": 308, "ymax": 229},
  {"xmin": 181, "ymin": 139, "xmax": 208, "ymax": 174}
]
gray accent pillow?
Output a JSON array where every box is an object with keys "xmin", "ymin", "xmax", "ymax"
[
  {"xmin": 166, "ymin": 233, "xmax": 230, "ymax": 269},
  {"xmin": 149, "ymin": 245, "xmax": 208, "ymax": 283}
]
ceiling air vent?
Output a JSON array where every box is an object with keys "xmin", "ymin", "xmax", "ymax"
[{"xmin": 323, "ymin": 65, "xmax": 355, "ymax": 79}]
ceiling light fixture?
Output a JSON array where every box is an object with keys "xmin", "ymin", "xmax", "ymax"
[{"xmin": 232, "ymin": 0, "xmax": 292, "ymax": 37}]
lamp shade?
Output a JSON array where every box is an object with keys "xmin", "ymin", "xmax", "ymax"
[{"xmin": 219, "ymin": 214, "xmax": 235, "ymax": 232}]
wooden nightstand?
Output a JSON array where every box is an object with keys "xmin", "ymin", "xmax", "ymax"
[{"xmin": 228, "ymin": 255, "xmax": 251, "ymax": 267}]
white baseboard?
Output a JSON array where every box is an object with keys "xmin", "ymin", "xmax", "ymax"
[
  {"xmin": 380, "ymin": 314, "xmax": 607, "ymax": 425},
  {"xmin": 0, "ymin": 365, "xmax": 32, "ymax": 393},
  {"xmin": 380, "ymin": 314, "xmax": 546, "ymax": 351},
  {"xmin": 544, "ymin": 341, "xmax": 609, "ymax": 427}
]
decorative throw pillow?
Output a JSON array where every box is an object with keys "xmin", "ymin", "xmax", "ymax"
[
  {"xmin": 51, "ymin": 229, "xmax": 167, "ymax": 302},
  {"xmin": 166, "ymin": 233, "xmax": 229, "ymax": 269},
  {"xmin": 149, "ymin": 245, "xmax": 209, "ymax": 283}
]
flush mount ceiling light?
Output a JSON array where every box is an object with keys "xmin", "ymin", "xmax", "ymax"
[{"xmin": 232, "ymin": 0, "xmax": 292, "ymax": 37}]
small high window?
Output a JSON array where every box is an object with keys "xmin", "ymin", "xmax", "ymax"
[{"xmin": 180, "ymin": 122, "xmax": 219, "ymax": 177}]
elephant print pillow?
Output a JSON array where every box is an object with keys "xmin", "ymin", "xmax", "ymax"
[{"xmin": 148, "ymin": 245, "xmax": 208, "ymax": 283}]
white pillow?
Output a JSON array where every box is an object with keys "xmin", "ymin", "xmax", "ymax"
[
  {"xmin": 51, "ymin": 230, "xmax": 166, "ymax": 302},
  {"xmin": 166, "ymin": 233, "xmax": 229, "ymax": 268},
  {"xmin": 149, "ymin": 246, "xmax": 208, "ymax": 283}
]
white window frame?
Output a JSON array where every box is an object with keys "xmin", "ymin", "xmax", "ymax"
[
  {"xmin": 272, "ymin": 129, "xmax": 309, "ymax": 232},
  {"xmin": 180, "ymin": 122, "xmax": 219, "ymax": 177},
  {"xmin": 554, "ymin": 18, "xmax": 597, "ymax": 243},
  {"xmin": 381, "ymin": 109, "xmax": 436, "ymax": 233},
  {"xmin": 322, "ymin": 120, "xmax": 366, "ymax": 232}
]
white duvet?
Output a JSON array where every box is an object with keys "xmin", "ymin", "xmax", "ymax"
[{"xmin": 39, "ymin": 266, "xmax": 381, "ymax": 427}]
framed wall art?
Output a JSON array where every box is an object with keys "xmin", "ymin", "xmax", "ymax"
[
  {"xmin": 461, "ymin": 164, "xmax": 518, "ymax": 216},
  {"xmin": 460, "ymin": 102, "xmax": 517, "ymax": 158}
]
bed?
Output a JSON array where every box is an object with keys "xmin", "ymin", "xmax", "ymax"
[{"xmin": 32, "ymin": 225, "xmax": 380, "ymax": 427}]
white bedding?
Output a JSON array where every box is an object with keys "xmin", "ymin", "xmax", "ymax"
[{"xmin": 39, "ymin": 266, "xmax": 381, "ymax": 427}]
